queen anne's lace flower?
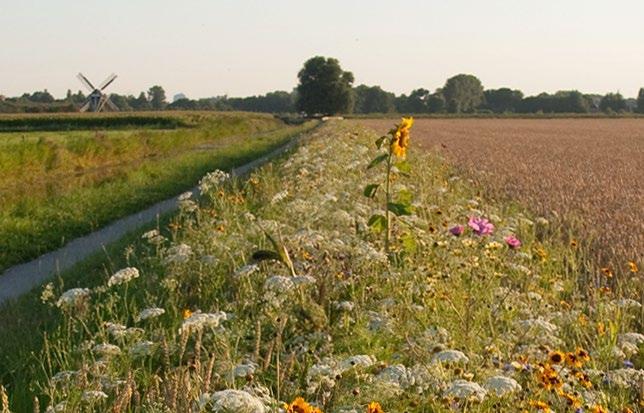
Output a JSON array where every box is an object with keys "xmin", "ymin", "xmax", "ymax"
[
  {"xmin": 181, "ymin": 311, "xmax": 228, "ymax": 332},
  {"xmin": 209, "ymin": 389, "xmax": 265, "ymax": 413},
  {"xmin": 92, "ymin": 343, "xmax": 121, "ymax": 357},
  {"xmin": 432, "ymin": 350, "xmax": 469, "ymax": 364},
  {"xmin": 136, "ymin": 307, "xmax": 165, "ymax": 321},
  {"xmin": 199, "ymin": 170, "xmax": 230, "ymax": 195},
  {"xmin": 56, "ymin": 288, "xmax": 91, "ymax": 308},
  {"xmin": 484, "ymin": 376, "xmax": 522, "ymax": 396},
  {"xmin": 81, "ymin": 390, "xmax": 108, "ymax": 402},
  {"xmin": 107, "ymin": 267, "xmax": 140, "ymax": 287},
  {"xmin": 445, "ymin": 380, "xmax": 487, "ymax": 402}
]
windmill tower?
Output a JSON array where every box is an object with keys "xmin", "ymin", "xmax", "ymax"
[{"xmin": 77, "ymin": 73, "xmax": 119, "ymax": 112}]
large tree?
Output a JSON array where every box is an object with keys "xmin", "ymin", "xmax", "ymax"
[
  {"xmin": 483, "ymin": 88, "xmax": 523, "ymax": 113},
  {"xmin": 442, "ymin": 74, "xmax": 484, "ymax": 113},
  {"xmin": 147, "ymin": 85, "xmax": 167, "ymax": 110},
  {"xmin": 296, "ymin": 56, "xmax": 354, "ymax": 115},
  {"xmin": 599, "ymin": 92, "xmax": 627, "ymax": 113},
  {"xmin": 637, "ymin": 88, "xmax": 644, "ymax": 113},
  {"xmin": 353, "ymin": 85, "xmax": 395, "ymax": 114}
]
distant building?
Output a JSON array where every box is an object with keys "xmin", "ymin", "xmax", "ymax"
[{"xmin": 173, "ymin": 93, "xmax": 187, "ymax": 102}]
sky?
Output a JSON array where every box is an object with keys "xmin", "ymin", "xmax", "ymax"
[{"xmin": 1, "ymin": 0, "xmax": 643, "ymax": 100}]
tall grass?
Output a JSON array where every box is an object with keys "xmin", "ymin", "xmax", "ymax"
[{"xmin": 0, "ymin": 112, "xmax": 317, "ymax": 271}]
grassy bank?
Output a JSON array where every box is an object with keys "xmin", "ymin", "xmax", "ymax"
[
  {"xmin": 0, "ymin": 112, "xmax": 317, "ymax": 271},
  {"xmin": 0, "ymin": 121, "xmax": 640, "ymax": 412}
]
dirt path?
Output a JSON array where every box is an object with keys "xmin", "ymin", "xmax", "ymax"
[{"xmin": 0, "ymin": 131, "xmax": 310, "ymax": 306}]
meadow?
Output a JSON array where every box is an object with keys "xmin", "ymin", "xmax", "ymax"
[
  {"xmin": 0, "ymin": 112, "xmax": 317, "ymax": 272},
  {"xmin": 358, "ymin": 118, "xmax": 644, "ymax": 279},
  {"xmin": 0, "ymin": 120, "xmax": 641, "ymax": 412}
]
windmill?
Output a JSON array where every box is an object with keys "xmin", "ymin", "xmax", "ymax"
[{"xmin": 77, "ymin": 72, "xmax": 119, "ymax": 112}]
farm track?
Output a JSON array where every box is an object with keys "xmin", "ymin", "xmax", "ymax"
[
  {"xmin": 356, "ymin": 118, "xmax": 644, "ymax": 269},
  {"xmin": 0, "ymin": 127, "xmax": 316, "ymax": 305}
]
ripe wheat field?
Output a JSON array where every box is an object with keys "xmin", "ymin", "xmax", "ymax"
[{"xmin": 358, "ymin": 118, "xmax": 644, "ymax": 273}]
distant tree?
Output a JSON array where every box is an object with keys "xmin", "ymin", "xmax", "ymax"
[
  {"xmin": 427, "ymin": 90, "xmax": 446, "ymax": 113},
  {"xmin": 109, "ymin": 94, "xmax": 132, "ymax": 111},
  {"xmin": 353, "ymin": 85, "xmax": 395, "ymax": 114},
  {"xmin": 168, "ymin": 98, "xmax": 199, "ymax": 111},
  {"xmin": 637, "ymin": 88, "xmax": 644, "ymax": 113},
  {"xmin": 131, "ymin": 92, "xmax": 151, "ymax": 111},
  {"xmin": 599, "ymin": 92, "xmax": 627, "ymax": 113},
  {"xmin": 147, "ymin": 85, "xmax": 167, "ymax": 110},
  {"xmin": 296, "ymin": 56, "xmax": 354, "ymax": 115},
  {"xmin": 483, "ymin": 88, "xmax": 523, "ymax": 113},
  {"xmin": 28, "ymin": 89, "xmax": 55, "ymax": 104},
  {"xmin": 442, "ymin": 74, "xmax": 484, "ymax": 113}
]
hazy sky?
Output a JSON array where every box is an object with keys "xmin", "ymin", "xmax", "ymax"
[{"xmin": 1, "ymin": 0, "xmax": 643, "ymax": 99}]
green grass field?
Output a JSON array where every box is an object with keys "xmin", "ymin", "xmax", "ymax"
[
  {"xmin": 0, "ymin": 121, "xmax": 640, "ymax": 412},
  {"xmin": 0, "ymin": 112, "xmax": 317, "ymax": 272}
]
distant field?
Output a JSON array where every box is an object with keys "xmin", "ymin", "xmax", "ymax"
[
  {"xmin": 0, "ymin": 112, "xmax": 317, "ymax": 272},
  {"xmin": 358, "ymin": 118, "xmax": 644, "ymax": 269}
]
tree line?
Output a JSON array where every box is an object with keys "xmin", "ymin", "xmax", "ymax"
[{"xmin": 1, "ymin": 56, "xmax": 643, "ymax": 115}]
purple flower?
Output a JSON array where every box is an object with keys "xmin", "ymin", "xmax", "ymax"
[
  {"xmin": 468, "ymin": 216, "xmax": 494, "ymax": 236},
  {"xmin": 623, "ymin": 360, "xmax": 634, "ymax": 368},
  {"xmin": 504, "ymin": 234, "xmax": 522, "ymax": 249},
  {"xmin": 449, "ymin": 225, "xmax": 464, "ymax": 236}
]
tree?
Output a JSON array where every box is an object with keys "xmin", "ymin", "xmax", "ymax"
[
  {"xmin": 353, "ymin": 85, "xmax": 395, "ymax": 114},
  {"xmin": 131, "ymin": 92, "xmax": 151, "ymax": 111},
  {"xmin": 483, "ymin": 88, "xmax": 523, "ymax": 113},
  {"xmin": 296, "ymin": 56, "xmax": 354, "ymax": 115},
  {"xmin": 109, "ymin": 94, "xmax": 132, "ymax": 111},
  {"xmin": 427, "ymin": 90, "xmax": 446, "ymax": 113},
  {"xmin": 599, "ymin": 92, "xmax": 627, "ymax": 113},
  {"xmin": 147, "ymin": 85, "xmax": 167, "ymax": 110},
  {"xmin": 637, "ymin": 88, "xmax": 644, "ymax": 113},
  {"xmin": 442, "ymin": 74, "xmax": 484, "ymax": 113}
]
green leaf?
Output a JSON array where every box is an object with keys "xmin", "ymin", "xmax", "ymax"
[
  {"xmin": 395, "ymin": 160, "xmax": 411, "ymax": 174},
  {"xmin": 396, "ymin": 188, "xmax": 413, "ymax": 205},
  {"xmin": 367, "ymin": 153, "xmax": 388, "ymax": 170},
  {"xmin": 401, "ymin": 232, "xmax": 417, "ymax": 254},
  {"xmin": 375, "ymin": 135, "xmax": 387, "ymax": 149},
  {"xmin": 367, "ymin": 214, "xmax": 387, "ymax": 233},
  {"xmin": 387, "ymin": 202, "xmax": 414, "ymax": 216},
  {"xmin": 252, "ymin": 250, "xmax": 281, "ymax": 262},
  {"xmin": 363, "ymin": 183, "xmax": 380, "ymax": 198}
]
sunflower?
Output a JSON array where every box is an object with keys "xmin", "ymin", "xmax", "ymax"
[
  {"xmin": 367, "ymin": 402, "xmax": 384, "ymax": 413},
  {"xmin": 390, "ymin": 117, "xmax": 414, "ymax": 158}
]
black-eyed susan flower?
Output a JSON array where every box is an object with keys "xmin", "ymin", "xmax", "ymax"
[
  {"xmin": 628, "ymin": 261, "xmax": 638, "ymax": 273},
  {"xmin": 529, "ymin": 400, "xmax": 552, "ymax": 412},
  {"xmin": 590, "ymin": 405, "xmax": 608, "ymax": 413},
  {"xmin": 561, "ymin": 392, "xmax": 582, "ymax": 409},
  {"xmin": 601, "ymin": 267, "xmax": 613, "ymax": 278},
  {"xmin": 548, "ymin": 350, "xmax": 565, "ymax": 364}
]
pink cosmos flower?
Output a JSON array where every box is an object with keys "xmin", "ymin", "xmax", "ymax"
[
  {"xmin": 504, "ymin": 234, "xmax": 521, "ymax": 249},
  {"xmin": 449, "ymin": 225, "xmax": 465, "ymax": 236},
  {"xmin": 468, "ymin": 216, "xmax": 494, "ymax": 236}
]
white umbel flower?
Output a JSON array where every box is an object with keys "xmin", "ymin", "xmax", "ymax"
[
  {"xmin": 209, "ymin": 389, "xmax": 265, "ymax": 413},
  {"xmin": 56, "ymin": 288, "xmax": 90, "ymax": 308},
  {"xmin": 92, "ymin": 343, "xmax": 121, "ymax": 357},
  {"xmin": 136, "ymin": 307, "xmax": 165, "ymax": 322},
  {"xmin": 107, "ymin": 267, "xmax": 139, "ymax": 287},
  {"xmin": 445, "ymin": 380, "xmax": 487, "ymax": 402},
  {"xmin": 484, "ymin": 376, "xmax": 522, "ymax": 396},
  {"xmin": 432, "ymin": 350, "xmax": 469, "ymax": 364},
  {"xmin": 81, "ymin": 390, "xmax": 108, "ymax": 402},
  {"xmin": 181, "ymin": 311, "xmax": 228, "ymax": 333}
]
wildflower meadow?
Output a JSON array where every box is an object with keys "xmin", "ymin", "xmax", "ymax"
[{"xmin": 0, "ymin": 120, "xmax": 641, "ymax": 412}]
